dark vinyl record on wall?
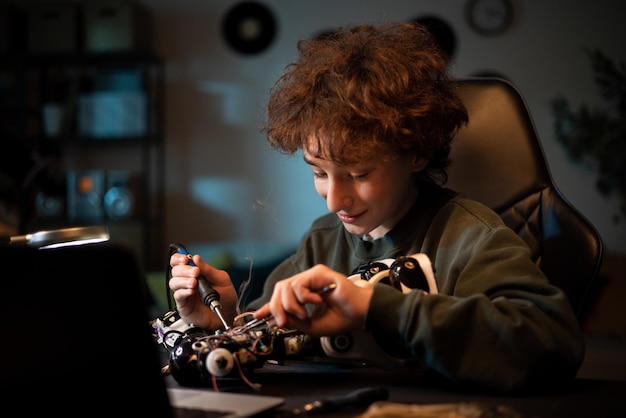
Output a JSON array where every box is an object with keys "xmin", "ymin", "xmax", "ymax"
[
  {"xmin": 222, "ymin": 1, "xmax": 277, "ymax": 55},
  {"xmin": 410, "ymin": 15, "xmax": 457, "ymax": 62}
]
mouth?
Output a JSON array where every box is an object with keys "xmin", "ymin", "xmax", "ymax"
[{"xmin": 337, "ymin": 211, "xmax": 365, "ymax": 224}]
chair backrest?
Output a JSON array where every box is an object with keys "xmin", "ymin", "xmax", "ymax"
[{"xmin": 446, "ymin": 77, "xmax": 603, "ymax": 322}]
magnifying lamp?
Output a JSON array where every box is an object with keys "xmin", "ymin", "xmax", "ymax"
[{"xmin": 6, "ymin": 226, "xmax": 110, "ymax": 249}]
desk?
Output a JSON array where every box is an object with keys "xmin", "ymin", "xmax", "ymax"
[{"xmin": 165, "ymin": 358, "xmax": 626, "ymax": 418}]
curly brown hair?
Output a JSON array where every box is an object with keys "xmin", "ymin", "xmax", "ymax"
[{"xmin": 262, "ymin": 22, "xmax": 468, "ymax": 184}]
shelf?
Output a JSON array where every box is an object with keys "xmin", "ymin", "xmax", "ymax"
[{"xmin": 1, "ymin": 50, "xmax": 165, "ymax": 270}]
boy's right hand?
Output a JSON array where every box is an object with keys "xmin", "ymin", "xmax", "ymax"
[{"xmin": 169, "ymin": 252, "xmax": 238, "ymax": 331}]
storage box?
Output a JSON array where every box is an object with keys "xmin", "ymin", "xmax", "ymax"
[
  {"xmin": 78, "ymin": 91, "xmax": 147, "ymax": 138},
  {"xmin": 27, "ymin": 1, "xmax": 78, "ymax": 53},
  {"xmin": 83, "ymin": 0, "xmax": 152, "ymax": 52}
]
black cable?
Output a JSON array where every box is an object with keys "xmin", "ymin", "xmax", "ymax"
[{"xmin": 165, "ymin": 244, "xmax": 178, "ymax": 312}]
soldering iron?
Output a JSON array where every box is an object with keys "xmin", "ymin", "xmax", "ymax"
[{"xmin": 169, "ymin": 243, "xmax": 230, "ymax": 330}]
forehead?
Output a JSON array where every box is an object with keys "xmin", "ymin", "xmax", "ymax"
[
  {"xmin": 302, "ymin": 147, "xmax": 399, "ymax": 173},
  {"xmin": 303, "ymin": 134, "xmax": 392, "ymax": 166}
]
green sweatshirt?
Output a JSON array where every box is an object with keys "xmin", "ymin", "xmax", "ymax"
[{"xmin": 245, "ymin": 183, "xmax": 585, "ymax": 392}]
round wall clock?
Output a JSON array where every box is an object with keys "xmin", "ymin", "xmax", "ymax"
[{"xmin": 465, "ymin": 0, "xmax": 514, "ymax": 37}]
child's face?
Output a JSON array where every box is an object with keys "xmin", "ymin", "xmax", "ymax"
[{"xmin": 303, "ymin": 148, "xmax": 426, "ymax": 239}]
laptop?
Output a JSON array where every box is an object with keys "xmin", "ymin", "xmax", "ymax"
[
  {"xmin": 168, "ymin": 387, "xmax": 285, "ymax": 418},
  {"xmin": 0, "ymin": 242, "xmax": 284, "ymax": 417}
]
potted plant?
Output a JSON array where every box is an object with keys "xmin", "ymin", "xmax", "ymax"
[{"xmin": 551, "ymin": 48, "xmax": 626, "ymax": 223}]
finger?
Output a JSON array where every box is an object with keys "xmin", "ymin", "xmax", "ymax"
[
  {"xmin": 170, "ymin": 252, "xmax": 191, "ymax": 267},
  {"xmin": 171, "ymin": 264, "xmax": 200, "ymax": 281},
  {"xmin": 253, "ymin": 303, "xmax": 270, "ymax": 320},
  {"xmin": 293, "ymin": 285, "xmax": 328, "ymax": 305},
  {"xmin": 281, "ymin": 280, "xmax": 310, "ymax": 320},
  {"xmin": 173, "ymin": 287, "xmax": 194, "ymax": 300},
  {"xmin": 267, "ymin": 287, "xmax": 287, "ymax": 326},
  {"xmin": 169, "ymin": 275, "xmax": 195, "ymax": 291},
  {"xmin": 263, "ymin": 280, "xmax": 302, "ymax": 327},
  {"xmin": 189, "ymin": 253, "xmax": 217, "ymax": 272},
  {"xmin": 291, "ymin": 275, "xmax": 321, "ymax": 302},
  {"xmin": 299, "ymin": 265, "xmax": 340, "ymax": 294}
]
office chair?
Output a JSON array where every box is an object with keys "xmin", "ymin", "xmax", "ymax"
[{"xmin": 446, "ymin": 77, "xmax": 603, "ymax": 323}]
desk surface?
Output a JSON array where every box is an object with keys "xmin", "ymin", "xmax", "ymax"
[
  {"xmin": 161, "ymin": 334, "xmax": 626, "ymax": 417},
  {"xmin": 165, "ymin": 358, "xmax": 626, "ymax": 418}
]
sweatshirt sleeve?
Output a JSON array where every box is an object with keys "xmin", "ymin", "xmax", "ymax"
[{"xmin": 364, "ymin": 219, "xmax": 585, "ymax": 392}]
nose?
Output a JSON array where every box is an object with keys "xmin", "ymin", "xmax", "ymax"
[{"xmin": 325, "ymin": 178, "xmax": 353, "ymax": 213}]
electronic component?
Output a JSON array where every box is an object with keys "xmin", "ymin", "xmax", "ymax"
[
  {"xmin": 153, "ymin": 252, "xmax": 437, "ymax": 389},
  {"xmin": 151, "ymin": 310, "xmax": 315, "ymax": 389}
]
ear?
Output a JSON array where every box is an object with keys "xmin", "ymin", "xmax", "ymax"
[{"xmin": 411, "ymin": 156, "xmax": 429, "ymax": 172}]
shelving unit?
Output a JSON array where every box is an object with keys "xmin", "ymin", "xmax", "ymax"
[{"xmin": 0, "ymin": 51, "xmax": 165, "ymax": 270}]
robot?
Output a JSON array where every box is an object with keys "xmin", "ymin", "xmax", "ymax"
[{"xmin": 151, "ymin": 252, "xmax": 436, "ymax": 389}]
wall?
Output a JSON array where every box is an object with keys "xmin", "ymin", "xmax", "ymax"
[{"xmin": 136, "ymin": 0, "xmax": 626, "ymax": 268}]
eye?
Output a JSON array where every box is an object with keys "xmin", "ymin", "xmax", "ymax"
[
  {"xmin": 312, "ymin": 171, "xmax": 327, "ymax": 179},
  {"xmin": 349, "ymin": 171, "xmax": 370, "ymax": 181}
]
